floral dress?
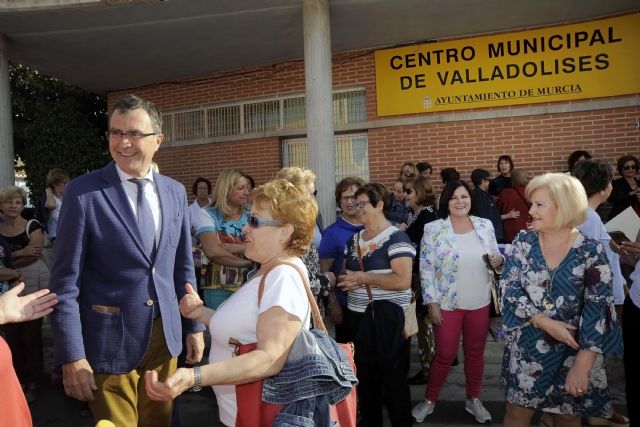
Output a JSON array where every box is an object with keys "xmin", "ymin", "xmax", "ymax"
[{"xmin": 500, "ymin": 231, "xmax": 623, "ymax": 417}]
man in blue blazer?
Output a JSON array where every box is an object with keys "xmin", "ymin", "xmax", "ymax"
[{"xmin": 49, "ymin": 94, "xmax": 204, "ymax": 427}]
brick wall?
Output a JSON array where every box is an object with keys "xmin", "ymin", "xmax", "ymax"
[
  {"xmin": 107, "ymin": 49, "xmax": 640, "ymax": 198},
  {"xmin": 370, "ymin": 106, "xmax": 640, "ymax": 194}
]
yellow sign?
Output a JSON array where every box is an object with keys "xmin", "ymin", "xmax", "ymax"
[{"xmin": 375, "ymin": 13, "xmax": 640, "ymax": 116}]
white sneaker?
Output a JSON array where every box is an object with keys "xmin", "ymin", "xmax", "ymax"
[
  {"xmin": 465, "ymin": 397, "xmax": 492, "ymax": 423},
  {"xmin": 412, "ymin": 399, "xmax": 435, "ymax": 423}
]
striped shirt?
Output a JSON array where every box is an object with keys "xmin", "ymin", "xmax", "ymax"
[{"xmin": 344, "ymin": 226, "xmax": 415, "ymax": 313}]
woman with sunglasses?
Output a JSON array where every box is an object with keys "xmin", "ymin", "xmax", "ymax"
[
  {"xmin": 608, "ymin": 155, "xmax": 640, "ymax": 219},
  {"xmin": 403, "ymin": 175, "xmax": 439, "ymax": 385},
  {"xmin": 145, "ymin": 179, "xmax": 317, "ymax": 426},
  {"xmin": 339, "ymin": 183, "xmax": 415, "ymax": 426},
  {"xmin": 413, "ymin": 180, "xmax": 503, "ymax": 424}
]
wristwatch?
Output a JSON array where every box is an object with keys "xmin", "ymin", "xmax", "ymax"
[{"xmin": 193, "ymin": 366, "xmax": 202, "ymax": 388}]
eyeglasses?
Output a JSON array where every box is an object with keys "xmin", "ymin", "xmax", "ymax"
[
  {"xmin": 404, "ymin": 188, "xmax": 413, "ymax": 195},
  {"xmin": 106, "ymin": 129, "xmax": 159, "ymax": 140},
  {"xmin": 623, "ymin": 165, "xmax": 638, "ymax": 171},
  {"xmin": 354, "ymin": 200, "xmax": 371, "ymax": 209},
  {"xmin": 341, "ymin": 195, "xmax": 356, "ymax": 202},
  {"xmin": 248, "ymin": 215, "xmax": 281, "ymax": 228}
]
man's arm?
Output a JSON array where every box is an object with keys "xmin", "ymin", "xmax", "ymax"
[
  {"xmin": 48, "ymin": 182, "xmax": 96, "ymax": 401},
  {"xmin": 174, "ymin": 188, "xmax": 206, "ymax": 363}
]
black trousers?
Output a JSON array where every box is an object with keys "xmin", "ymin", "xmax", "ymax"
[
  {"xmin": 3, "ymin": 318, "xmax": 44, "ymax": 384},
  {"xmin": 347, "ymin": 308, "xmax": 413, "ymax": 427},
  {"xmin": 623, "ymin": 296, "xmax": 639, "ymax": 427}
]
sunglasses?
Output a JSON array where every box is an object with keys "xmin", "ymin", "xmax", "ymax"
[
  {"xmin": 623, "ymin": 165, "xmax": 638, "ymax": 171},
  {"xmin": 404, "ymin": 188, "xmax": 413, "ymax": 195},
  {"xmin": 248, "ymin": 215, "xmax": 281, "ymax": 228}
]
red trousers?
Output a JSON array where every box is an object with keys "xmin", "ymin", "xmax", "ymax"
[{"xmin": 425, "ymin": 304, "xmax": 490, "ymax": 401}]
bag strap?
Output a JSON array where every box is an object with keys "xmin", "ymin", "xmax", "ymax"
[
  {"xmin": 257, "ymin": 259, "xmax": 328, "ymax": 334},
  {"xmin": 354, "ymin": 231, "xmax": 374, "ymax": 304},
  {"xmin": 25, "ymin": 219, "xmax": 38, "ymax": 240}
]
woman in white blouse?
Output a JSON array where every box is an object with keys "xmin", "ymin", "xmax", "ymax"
[{"xmin": 413, "ymin": 180, "xmax": 503, "ymax": 424}]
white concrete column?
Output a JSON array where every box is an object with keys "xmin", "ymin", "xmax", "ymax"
[
  {"xmin": 303, "ymin": 0, "xmax": 336, "ymax": 225},
  {"xmin": 0, "ymin": 35, "xmax": 14, "ymax": 188}
]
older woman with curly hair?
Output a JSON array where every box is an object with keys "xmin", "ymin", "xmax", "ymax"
[
  {"xmin": 145, "ymin": 179, "xmax": 318, "ymax": 426},
  {"xmin": 500, "ymin": 173, "xmax": 622, "ymax": 427}
]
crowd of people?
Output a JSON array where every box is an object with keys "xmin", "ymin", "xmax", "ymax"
[{"xmin": 0, "ymin": 94, "xmax": 638, "ymax": 427}]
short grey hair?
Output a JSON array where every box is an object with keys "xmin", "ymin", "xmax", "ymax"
[{"xmin": 110, "ymin": 94, "xmax": 163, "ymax": 133}]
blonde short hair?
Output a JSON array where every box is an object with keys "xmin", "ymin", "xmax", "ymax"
[
  {"xmin": 525, "ymin": 173, "xmax": 587, "ymax": 229},
  {"xmin": 275, "ymin": 167, "xmax": 316, "ymax": 188},
  {"xmin": 0, "ymin": 186, "xmax": 27, "ymax": 206},
  {"xmin": 252, "ymin": 179, "xmax": 318, "ymax": 256},
  {"xmin": 212, "ymin": 168, "xmax": 247, "ymax": 219}
]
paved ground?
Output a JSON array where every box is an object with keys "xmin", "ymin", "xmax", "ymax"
[{"xmin": 31, "ymin": 318, "xmax": 627, "ymax": 427}]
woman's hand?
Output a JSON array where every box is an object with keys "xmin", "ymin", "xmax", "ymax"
[
  {"xmin": 397, "ymin": 223, "xmax": 408, "ymax": 231},
  {"xmin": 487, "ymin": 253, "xmax": 503, "ymax": 269},
  {"xmin": 535, "ymin": 316, "xmax": 579, "ymax": 350},
  {"xmin": 0, "ymin": 283, "xmax": 58, "ymax": 325},
  {"xmin": 144, "ymin": 368, "xmax": 194, "ymax": 401},
  {"xmin": 179, "ymin": 283, "xmax": 210, "ymax": 324},
  {"xmin": 564, "ymin": 350, "xmax": 597, "ymax": 398},
  {"xmin": 337, "ymin": 271, "xmax": 362, "ymax": 292},
  {"xmin": 13, "ymin": 245, "xmax": 42, "ymax": 258},
  {"xmin": 502, "ymin": 209, "xmax": 520, "ymax": 220},
  {"xmin": 620, "ymin": 241, "xmax": 640, "ymax": 257},
  {"xmin": 428, "ymin": 303, "xmax": 443, "ymax": 326},
  {"xmin": 325, "ymin": 271, "xmax": 336, "ymax": 287},
  {"xmin": 565, "ymin": 363, "xmax": 589, "ymax": 398}
]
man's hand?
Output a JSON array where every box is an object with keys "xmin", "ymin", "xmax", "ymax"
[
  {"xmin": 185, "ymin": 332, "xmax": 204, "ymax": 364},
  {"xmin": 63, "ymin": 359, "xmax": 97, "ymax": 402},
  {"xmin": 145, "ymin": 368, "xmax": 194, "ymax": 401},
  {"xmin": 179, "ymin": 283, "xmax": 204, "ymax": 320}
]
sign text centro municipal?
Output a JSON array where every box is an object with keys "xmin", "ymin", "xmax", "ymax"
[{"xmin": 374, "ymin": 13, "xmax": 640, "ymax": 116}]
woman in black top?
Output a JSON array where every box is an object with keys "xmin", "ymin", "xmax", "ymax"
[
  {"xmin": 608, "ymin": 155, "xmax": 640, "ymax": 219},
  {"xmin": 0, "ymin": 186, "xmax": 49, "ymax": 403},
  {"xmin": 403, "ymin": 175, "xmax": 439, "ymax": 385},
  {"xmin": 489, "ymin": 155, "xmax": 514, "ymax": 198}
]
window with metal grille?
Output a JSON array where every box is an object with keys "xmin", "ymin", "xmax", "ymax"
[
  {"xmin": 282, "ymin": 133, "xmax": 369, "ymax": 184},
  {"xmin": 244, "ymin": 100, "xmax": 280, "ymax": 133},
  {"xmin": 207, "ymin": 105, "xmax": 240, "ymax": 137},
  {"xmin": 173, "ymin": 110, "xmax": 205, "ymax": 141},
  {"xmin": 161, "ymin": 88, "xmax": 365, "ymax": 143}
]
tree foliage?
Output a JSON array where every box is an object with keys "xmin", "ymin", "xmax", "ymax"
[{"xmin": 10, "ymin": 62, "xmax": 110, "ymax": 201}]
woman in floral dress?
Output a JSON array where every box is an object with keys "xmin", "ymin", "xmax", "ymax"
[{"xmin": 500, "ymin": 173, "xmax": 623, "ymax": 427}]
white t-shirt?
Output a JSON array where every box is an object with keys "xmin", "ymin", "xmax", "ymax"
[
  {"xmin": 47, "ymin": 194, "xmax": 62, "ymax": 238},
  {"xmin": 454, "ymin": 231, "xmax": 491, "ymax": 310},
  {"xmin": 207, "ymin": 258, "xmax": 311, "ymax": 426}
]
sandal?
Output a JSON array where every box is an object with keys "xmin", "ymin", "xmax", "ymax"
[{"xmin": 586, "ymin": 411, "xmax": 630, "ymax": 427}]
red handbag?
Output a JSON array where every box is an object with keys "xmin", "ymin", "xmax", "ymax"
[{"xmin": 231, "ymin": 260, "xmax": 357, "ymax": 427}]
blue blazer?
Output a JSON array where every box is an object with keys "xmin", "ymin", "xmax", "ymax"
[{"xmin": 49, "ymin": 162, "xmax": 204, "ymax": 374}]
